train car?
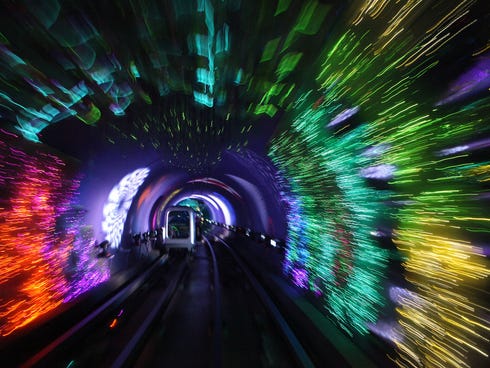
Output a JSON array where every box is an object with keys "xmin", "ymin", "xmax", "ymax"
[{"xmin": 163, "ymin": 206, "xmax": 197, "ymax": 252}]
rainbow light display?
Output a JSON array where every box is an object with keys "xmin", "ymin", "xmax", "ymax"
[
  {"xmin": 0, "ymin": 130, "xmax": 109, "ymax": 336},
  {"xmin": 0, "ymin": 0, "xmax": 488, "ymax": 366},
  {"xmin": 270, "ymin": 1, "xmax": 489, "ymax": 367},
  {"xmin": 270, "ymin": 112, "xmax": 390, "ymax": 336}
]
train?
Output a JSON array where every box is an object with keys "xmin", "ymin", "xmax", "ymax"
[{"xmin": 161, "ymin": 206, "xmax": 201, "ymax": 253}]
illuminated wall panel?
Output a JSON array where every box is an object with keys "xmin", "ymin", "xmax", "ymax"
[{"xmin": 0, "ymin": 130, "xmax": 109, "ymax": 336}]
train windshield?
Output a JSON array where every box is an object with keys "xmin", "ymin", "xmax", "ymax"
[{"xmin": 167, "ymin": 211, "xmax": 190, "ymax": 239}]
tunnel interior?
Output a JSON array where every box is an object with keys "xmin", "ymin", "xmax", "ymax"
[{"xmin": 0, "ymin": 0, "xmax": 489, "ymax": 367}]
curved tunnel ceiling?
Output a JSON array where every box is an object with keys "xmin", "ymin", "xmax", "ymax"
[
  {"xmin": 124, "ymin": 149, "xmax": 289, "ymax": 246},
  {"xmin": 0, "ymin": 1, "xmax": 490, "ymax": 367}
]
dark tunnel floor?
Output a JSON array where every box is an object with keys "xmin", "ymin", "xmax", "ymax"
[
  {"xmin": 212, "ymin": 238, "xmax": 295, "ymax": 368},
  {"xmin": 222, "ymin": 232, "xmax": 393, "ymax": 368},
  {"xmin": 133, "ymin": 240, "xmax": 297, "ymax": 368},
  {"xmin": 0, "ymin": 233, "xmax": 409, "ymax": 368},
  {"xmin": 133, "ymin": 245, "xmax": 214, "ymax": 367},
  {"xmin": 135, "ymin": 245, "xmax": 294, "ymax": 367}
]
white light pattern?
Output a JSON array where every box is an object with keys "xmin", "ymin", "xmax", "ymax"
[
  {"xmin": 102, "ymin": 167, "xmax": 150, "ymax": 248},
  {"xmin": 326, "ymin": 106, "xmax": 360, "ymax": 127},
  {"xmin": 360, "ymin": 164, "xmax": 397, "ymax": 180}
]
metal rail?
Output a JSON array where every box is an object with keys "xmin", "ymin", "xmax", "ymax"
[
  {"xmin": 215, "ymin": 237, "xmax": 315, "ymax": 368},
  {"xmin": 203, "ymin": 236, "xmax": 223, "ymax": 368},
  {"xmin": 20, "ymin": 255, "xmax": 169, "ymax": 368},
  {"xmin": 111, "ymin": 258, "xmax": 188, "ymax": 368}
]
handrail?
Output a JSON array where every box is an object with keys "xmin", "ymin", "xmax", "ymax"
[{"xmin": 20, "ymin": 254, "xmax": 169, "ymax": 368}]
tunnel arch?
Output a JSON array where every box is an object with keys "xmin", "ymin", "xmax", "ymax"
[
  {"xmin": 0, "ymin": 2, "xmax": 488, "ymax": 367},
  {"xmin": 122, "ymin": 148, "xmax": 290, "ymax": 248}
]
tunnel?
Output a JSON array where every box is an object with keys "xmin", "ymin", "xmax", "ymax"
[{"xmin": 0, "ymin": 0, "xmax": 489, "ymax": 367}]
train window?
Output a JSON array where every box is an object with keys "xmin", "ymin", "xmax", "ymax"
[{"xmin": 167, "ymin": 211, "xmax": 190, "ymax": 239}]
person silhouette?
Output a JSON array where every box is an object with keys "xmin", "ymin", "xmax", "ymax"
[{"xmin": 96, "ymin": 240, "xmax": 112, "ymax": 258}]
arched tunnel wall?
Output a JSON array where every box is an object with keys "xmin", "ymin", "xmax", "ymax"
[
  {"xmin": 0, "ymin": 1, "xmax": 489, "ymax": 366},
  {"xmin": 124, "ymin": 149, "xmax": 290, "ymax": 242},
  {"xmin": 0, "ymin": 126, "xmax": 292, "ymax": 340}
]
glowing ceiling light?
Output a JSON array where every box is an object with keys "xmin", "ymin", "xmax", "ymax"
[
  {"xmin": 175, "ymin": 193, "xmax": 233, "ymax": 225},
  {"xmin": 207, "ymin": 194, "xmax": 233, "ymax": 225},
  {"xmin": 188, "ymin": 194, "xmax": 219, "ymax": 210},
  {"xmin": 187, "ymin": 177, "xmax": 242, "ymax": 198},
  {"xmin": 102, "ymin": 167, "xmax": 150, "ymax": 249}
]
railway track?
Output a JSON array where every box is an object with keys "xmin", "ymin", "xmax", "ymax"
[
  {"xmin": 8, "ymin": 235, "xmax": 316, "ymax": 368},
  {"xmin": 131, "ymin": 235, "xmax": 314, "ymax": 368}
]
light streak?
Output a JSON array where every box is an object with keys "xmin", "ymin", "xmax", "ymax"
[
  {"xmin": 274, "ymin": 1, "xmax": 490, "ymax": 366},
  {"xmin": 327, "ymin": 106, "xmax": 360, "ymax": 127},
  {"xmin": 0, "ymin": 2, "xmax": 488, "ymax": 366},
  {"xmin": 0, "ymin": 130, "xmax": 109, "ymax": 336}
]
